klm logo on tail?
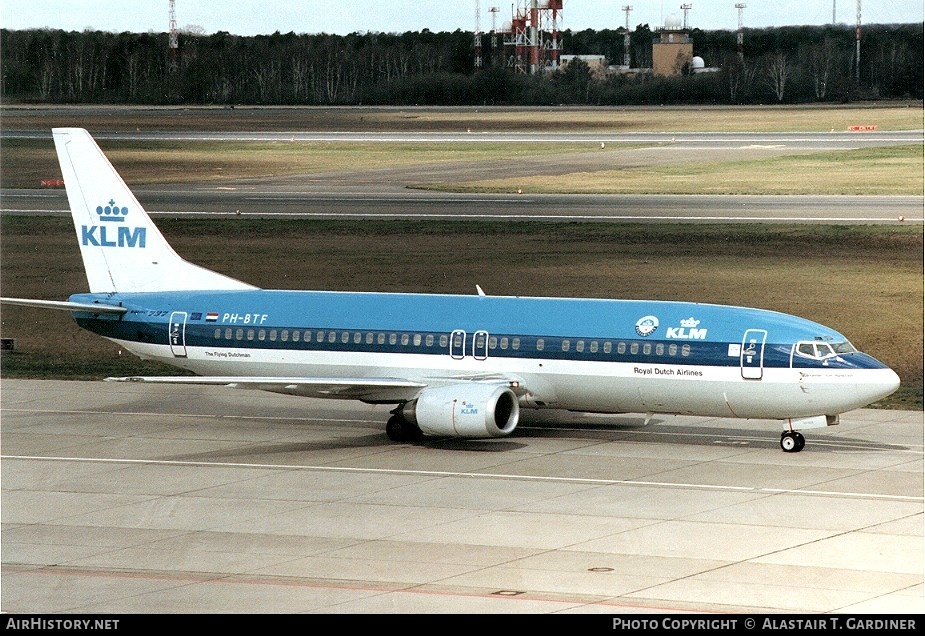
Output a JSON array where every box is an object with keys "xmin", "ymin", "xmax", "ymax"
[{"xmin": 81, "ymin": 199, "xmax": 146, "ymax": 248}]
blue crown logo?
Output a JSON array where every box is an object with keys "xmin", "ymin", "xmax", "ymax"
[{"xmin": 96, "ymin": 199, "xmax": 129, "ymax": 222}]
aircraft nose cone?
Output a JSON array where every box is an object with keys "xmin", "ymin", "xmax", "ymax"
[
  {"xmin": 865, "ymin": 367, "xmax": 901, "ymax": 404},
  {"xmin": 883, "ymin": 368, "xmax": 901, "ymax": 396}
]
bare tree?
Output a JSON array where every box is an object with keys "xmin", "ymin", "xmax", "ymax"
[
  {"xmin": 725, "ymin": 55, "xmax": 756, "ymax": 104},
  {"xmin": 806, "ymin": 39, "xmax": 837, "ymax": 100},
  {"xmin": 765, "ymin": 52, "xmax": 791, "ymax": 102}
]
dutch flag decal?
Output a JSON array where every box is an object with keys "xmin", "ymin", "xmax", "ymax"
[{"xmin": 206, "ymin": 312, "xmax": 219, "ymax": 322}]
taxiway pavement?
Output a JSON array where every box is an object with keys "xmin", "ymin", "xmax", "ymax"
[{"xmin": 1, "ymin": 379, "xmax": 922, "ymax": 614}]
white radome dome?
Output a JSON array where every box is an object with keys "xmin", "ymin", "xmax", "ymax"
[
  {"xmin": 692, "ymin": 56, "xmax": 705, "ymax": 69},
  {"xmin": 664, "ymin": 13, "xmax": 682, "ymax": 29}
]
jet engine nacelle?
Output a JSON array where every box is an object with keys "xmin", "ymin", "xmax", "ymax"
[{"xmin": 402, "ymin": 384, "xmax": 520, "ymax": 438}]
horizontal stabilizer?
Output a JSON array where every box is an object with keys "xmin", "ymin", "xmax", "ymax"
[{"xmin": 0, "ymin": 297, "xmax": 128, "ymax": 315}]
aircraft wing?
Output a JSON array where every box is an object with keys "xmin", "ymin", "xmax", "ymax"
[{"xmin": 105, "ymin": 375, "xmax": 428, "ymax": 402}]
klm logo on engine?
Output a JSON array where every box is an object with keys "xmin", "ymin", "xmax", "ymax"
[
  {"xmin": 665, "ymin": 317, "xmax": 708, "ymax": 340},
  {"xmin": 81, "ymin": 199, "xmax": 146, "ymax": 248},
  {"xmin": 460, "ymin": 401, "xmax": 479, "ymax": 416}
]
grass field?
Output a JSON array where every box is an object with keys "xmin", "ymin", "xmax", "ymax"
[
  {"xmin": 0, "ymin": 139, "xmax": 621, "ymax": 188},
  {"xmin": 2, "ymin": 103, "xmax": 922, "ymax": 133},
  {"xmin": 418, "ymin": 144, "xmax": 924, "ymax": 195},
  {"xmin": 1, "ymin": 218, "xmax": 921, "ymax": 409},
  {"xmin": 2, "ymin": 139, "xmax": 922, "ymax": 194}
]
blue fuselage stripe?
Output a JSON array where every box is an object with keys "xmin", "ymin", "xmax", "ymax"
[
  {"xmin": 68, "ymin": 289, "xmax": 890, "ymax": 371},
  {"xmin": 76, "ymin": 317, "xmax": 887, "ymax": 371}
]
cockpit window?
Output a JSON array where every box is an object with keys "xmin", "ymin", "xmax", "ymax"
[
  {"xmin": 795, "ymin": 340, "xmax": 856, "ymax": 360},
  {"xmin": 832, "ymin": 341, "xmax": 857, "ymax": 354},
  {"xmin": 797, "ymin": 343, "xmax": 816, "ymax": 357}
]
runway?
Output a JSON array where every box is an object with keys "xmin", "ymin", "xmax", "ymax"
[
  {"xmin": 3, "ymin": 126, "xmax": 923, "ymax": 224},
  {"xmin": 2, "ymin": 379, "xmax": 922, "ymax": 614},
  {"xmin": 3, "ymin": 190, "xmax": 921, "ymax": 225},
  {"xmin": 0, "ymin": 124, "xmax": 925, "ymax": 224}
]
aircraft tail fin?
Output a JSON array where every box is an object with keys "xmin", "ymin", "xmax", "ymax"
[{"xmin": 52, "ymin": 128, "xmax": 255, "ymax": 293}]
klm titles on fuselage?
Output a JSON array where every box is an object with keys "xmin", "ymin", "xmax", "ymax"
[
  {"xmin": 636, "ymin": 316, "xmax": 708, "ymax": 340},
  {"xmin": 665, "ymin": 325, "xmax": 708, "ymax": 339},
  {"xmin": 81, "ymin": 200, "xmax": 146, "ymax": 248}
]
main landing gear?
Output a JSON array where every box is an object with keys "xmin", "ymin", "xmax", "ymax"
[
  {"xmin": 385, "ymin": 414, "xmax": 422, "ymax": 443},
  {"xmin": 780, "ymin": 431, "xmax": 806, "ymax": 453}
]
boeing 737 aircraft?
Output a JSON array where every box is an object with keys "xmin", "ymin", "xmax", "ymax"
[{"xmin": 1, "ymin": 128, "xmax": 901, "ymax": 452}]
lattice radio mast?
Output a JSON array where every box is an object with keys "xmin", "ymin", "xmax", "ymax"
[
  {"xmin": 474, "ymin": 1, "xmax": 483, "ymax": 69},
  {"xmin": 855, "ymin": 0, "xmax": 861, "ymax": 82},
  {"xmin": 622, "ymin": 5, "xmax": 632, "ymax": 67},
  {"xmin": 735, "ymin": 3, "xmax": 746, "ymax": 61},
  {"xmin": 168, "ymin": 0, "xmax": 178, "ymax": 70}
]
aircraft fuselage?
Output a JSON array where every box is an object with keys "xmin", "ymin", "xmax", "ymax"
[{"xmin": 71, "ymin": 289, "xmax": 899, "ymax": 421}]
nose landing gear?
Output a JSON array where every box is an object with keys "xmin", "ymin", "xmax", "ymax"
[{"xmin": 780, "ymin": 431, "xmax": 806, "ymax": 452}]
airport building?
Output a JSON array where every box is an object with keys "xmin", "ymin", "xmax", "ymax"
[
  {"xmin": 652, "ymin": 16, "xmax": 694, "ymax": 76},
  {"xmin": 484, "ymin": 3, "xmax": 720, "ymax": 78}
]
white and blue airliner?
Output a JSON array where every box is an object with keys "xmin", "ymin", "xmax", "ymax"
[{"xmin": 1, "ymin": 128, "xmax": 901, "ymax": 452}]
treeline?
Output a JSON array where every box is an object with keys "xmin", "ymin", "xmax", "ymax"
[{"xmin": 0, "ymin": 23, "xmax": 921, "ymax": 105}]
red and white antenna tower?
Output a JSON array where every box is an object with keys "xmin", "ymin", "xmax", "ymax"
[
  {"xmin": 505, "ymin": 1, "xmax": 562, "ymax": 74},
  {"xmin": 168, "ymin": 0, "xmax": 178, "ymax": 68}
]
